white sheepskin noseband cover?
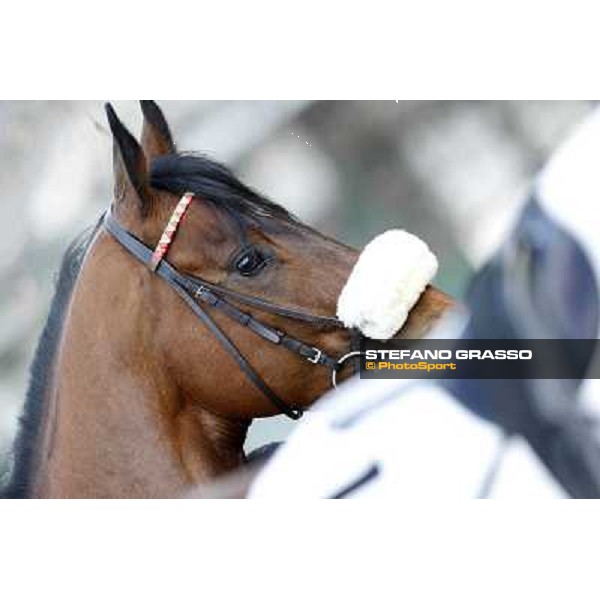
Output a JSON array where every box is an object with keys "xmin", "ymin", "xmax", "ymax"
[{"xmin": 336, "ymin": 230, "xmax": 438, "ymax": 340}]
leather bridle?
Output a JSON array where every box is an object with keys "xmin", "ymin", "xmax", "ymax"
[{"xmin": 103, "ymin": 193, "xmax": 361, "ymax": 419}]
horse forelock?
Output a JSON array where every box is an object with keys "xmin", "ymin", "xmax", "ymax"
[{"xmin": 148, "ymin": 153, "xmax": 301, "ymax": 233}]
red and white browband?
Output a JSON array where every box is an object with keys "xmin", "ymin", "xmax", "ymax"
[{"xmin": 150, "ymin": 192, "xmax": 195, "ymax": 271}]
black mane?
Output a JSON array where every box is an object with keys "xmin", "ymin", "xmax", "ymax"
[
  {"xmin": 150, "ymin": 153, "xmax": 299, "ymax": 228},
  {"xmin": 2, "ymin": 220, "xmax": 102, "ymax": 498}
]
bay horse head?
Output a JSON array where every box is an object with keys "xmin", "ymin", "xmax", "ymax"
[{"xmin": 6, "ymin": 101, "xmax": 453, "ymax": 498}]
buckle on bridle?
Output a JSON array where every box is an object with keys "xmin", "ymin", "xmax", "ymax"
[{"xmin": 307, "ymin": 347, "xmax": 322, "ymax": 364}]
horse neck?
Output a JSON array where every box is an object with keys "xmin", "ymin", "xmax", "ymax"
[{"xmin": 31, "ymin": 233, "xmax": 249, "ymax": 498}]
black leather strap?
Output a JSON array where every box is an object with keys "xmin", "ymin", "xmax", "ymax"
[
  {"xmin": 188, "ymin": 283, "xmax": 339, "ymax": 369},
  {"xmin": 185, "ymin": 274, "xmax": 343, "ymax": 328},
  {"xmin": 103, "ymin": 208, "xmax": 346, "ymax": 419}
]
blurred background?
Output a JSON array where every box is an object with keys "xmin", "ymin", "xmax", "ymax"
[{"xmin": 0, "ymin": 100, "xmax": 592, "ymax": 479}]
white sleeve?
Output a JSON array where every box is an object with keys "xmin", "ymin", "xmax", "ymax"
[{"xmin": 249, "ymin": 376, "xmax": 565, "ymax": 499}]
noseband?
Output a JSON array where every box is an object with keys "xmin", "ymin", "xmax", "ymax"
[{"xmin": 104, "ymin": 193, "xmax": 359, "ymax": 419}]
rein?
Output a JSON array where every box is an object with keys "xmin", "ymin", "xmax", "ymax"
[{"xmin": 103, "ymin": 193, "xmax": 357, "ymax": 420}]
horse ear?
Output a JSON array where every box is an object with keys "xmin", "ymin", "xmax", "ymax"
[
  {"xmin": 140, "ymin": 100, "xmax": 176, "ymax": 161},
  {"xmin": 105, "ymin": 102, "xmax": 154, "ymax": 215}
]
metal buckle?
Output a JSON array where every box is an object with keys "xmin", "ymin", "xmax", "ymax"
[
  {"xmin": 307, "ymin": 347, "xmax": 322, "ymax": 364},
  {"xmin": 331, "ymin": 351, "xmax": 363, "ymax": 388},
  {"xmin": 194, "ymin": 285, "xmax": 207, "ymax": 299}
]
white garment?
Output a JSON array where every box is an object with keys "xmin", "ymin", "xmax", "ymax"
[{"xmin": 250, "ymin": 376, "xmax": 565, "ymax": 498}]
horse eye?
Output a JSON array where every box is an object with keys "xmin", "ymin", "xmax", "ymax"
[{"xmin": 234, "ymin": 247, "xmax": 268, "ymax": 276}]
